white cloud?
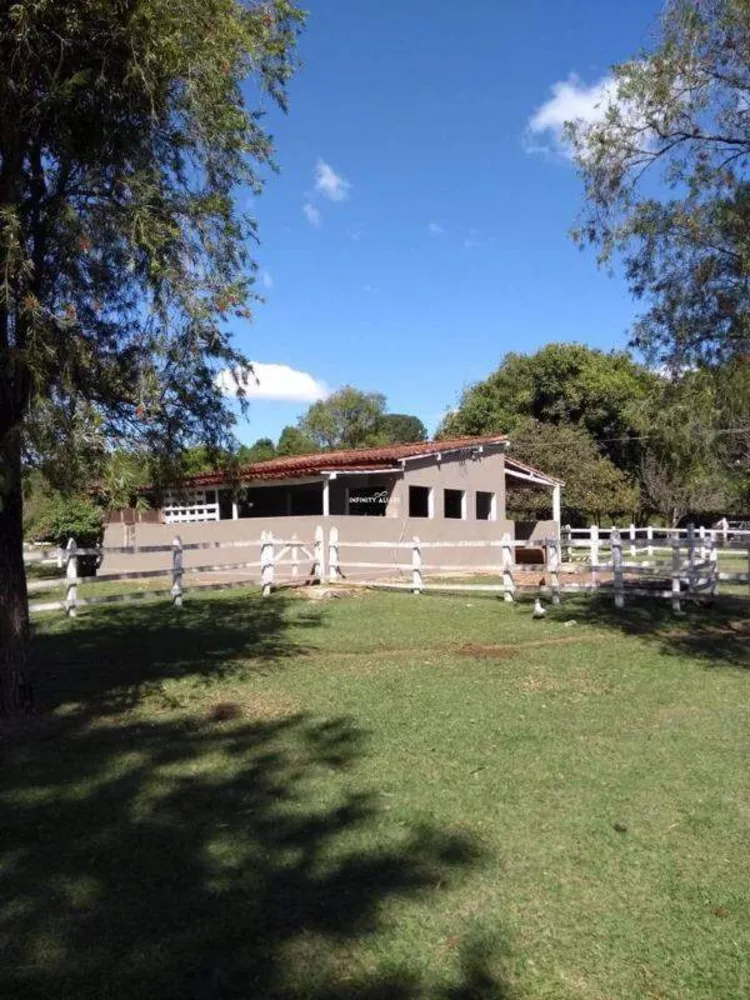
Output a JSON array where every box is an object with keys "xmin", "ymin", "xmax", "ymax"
[
  {"xmin": 259, "ymin": 269, "xmax": 273, "ymax": 289},
  {"xmin": 314, "ymin": 159, "xmax": 351, "ymax": 202},
  {"xmin": 303, "ymin": 202, "xmax": 322, "ymax": 226},
  {"xmin": 526, "ymin": 73, "xmax": 619, "ymax": 156},
  {"xmin": 428, "ymin": 222, "xmax": 444, "ymax": 236},
  {"xmin": 216, "ymin": 363, "xmax": 329, "ymax": 403}
]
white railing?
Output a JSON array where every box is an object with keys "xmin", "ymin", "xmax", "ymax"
[
  {"xmin": 26, "ymin": 528, "xmax": 323, "ymax": 617},
  {"xmin": 26, "ymin": 523, "xmax": 750, "ymax": 617},
  {"xmin": 562, "ymin": 522, "xmax": 750, "ymax": 559},
  {"xmin": 327, "ymin": 529, "xmax": 563, "ymax": 603}
]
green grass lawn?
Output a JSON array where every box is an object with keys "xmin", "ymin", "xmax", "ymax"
[{"xmin": 3, "ymin": 588, "xmax": 749, "ymax": 999}]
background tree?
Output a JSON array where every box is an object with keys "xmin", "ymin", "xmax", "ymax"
[
  {"xmin": 376, "ymin": 412, "xmax": 427, "ymax": 445},
  {"xmin": 237, "ymin": 437, "xmax": 276, "ymax": 464},
  {"xmin": 506, "ymin": 420, "xmax": 640, "ymax": 525},
  {"xmin": 0, "ymin": 0, "xmax": 303, "ymax": 714},
  {"xmin": 638, "ymin": 363, "xmax": 749, "ymax": 523},
  {"xmin": 568, "ymin": 0, "xmax": 750, "ymax": 367},
  {"xmin": 299, "ymin": 386, "xmax": 387, "ymax": 451},
  {"xmin": 276, "ymin": 425, "xmax": 316, "ymax": 457},
  {"xmin": 439, "ymin": 344, "xmax": 656, "ymax": 471}
]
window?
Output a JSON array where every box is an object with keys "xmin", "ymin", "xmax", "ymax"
[
  {"xmin": 476, "ymin": 491, "xmax": 495, "ymax": 521},
  {"xmin": 409, "ymin": 485, "xmax": 432, "ymax": 518},
  {"xmin": 444, "ymin": 488, "xmax": 465, "ymax": 520},
  {"xmin": 218, "ymin": 491, "xmax": 234, "ymax": 521},
  {"xmin": 348, "ymin": 485, "xmax": 388, "ymax": 517}
]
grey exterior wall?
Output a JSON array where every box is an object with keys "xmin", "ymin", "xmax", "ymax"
[
  {"xmin": 101, "ymin": 446, "xmax": 554, "ymax": 575},
  {"xmin": 393, "ymin": 448, "xmax": 506, "ymax": 520},
  {"xmin": 101, "ymin": 513, "xmax": 517, "ymax": 575}
]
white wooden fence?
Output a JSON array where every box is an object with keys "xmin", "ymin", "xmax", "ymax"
[
  {"xmin": 25, "ymin": 523, "xmax": 750, "ymax": 618},
  {"xmin": 326, "ymin": 528, "xmax": 563, "ymax": 603},
  {"xmin": 25, "ymin": 528, "xmax": 324, "ymax": 617},
  {"xmin": 562, "ymin": 523, "xmax": 750, "ymax": 559}
]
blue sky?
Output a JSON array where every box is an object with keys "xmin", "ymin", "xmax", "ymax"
[{"xmin": 223, "ymin": 0, "xmax": 664, "ymax": 444}]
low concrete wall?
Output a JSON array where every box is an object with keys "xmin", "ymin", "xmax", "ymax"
[
  {"xmin": 101, "ymin": 515, "xmax": 557, "ymax": 577},
  {"xmin": 515, "ymin": 520, "xmax": 559, "ymax": 544}
]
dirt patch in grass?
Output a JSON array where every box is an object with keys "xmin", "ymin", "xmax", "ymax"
[{"xmin": 456, "ymin": 636, "xmax": 604, "ymax": 658}]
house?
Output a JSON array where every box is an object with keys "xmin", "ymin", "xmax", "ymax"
[{"xmin": 102, "ymin": 435, "xmax": 562, "ymax": 573}]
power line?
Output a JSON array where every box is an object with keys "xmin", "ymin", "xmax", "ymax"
[{"xmin": 594, "ymin": 427, "xmax": 750, "ymax": 444}]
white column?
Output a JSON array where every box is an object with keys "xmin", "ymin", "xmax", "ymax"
[
  {"xmin": 231, "ymin": 497, "xmax": 239, "ymax": 520},
  {"xmin": 552, "ymin": 484, "xmax": 561, "ymax": 531},
  {"xmin": 322, "ymin": 477, "xmax": 330, "ymax": 517}
]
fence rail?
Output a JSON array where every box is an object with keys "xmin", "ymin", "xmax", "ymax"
[
  {"xmin": 27, "ymin": 528, "xmax": 325, "ymax": 617},
  {"xmin": 25, "ymin": 522, "xmax": 750, "ymax": 618}
]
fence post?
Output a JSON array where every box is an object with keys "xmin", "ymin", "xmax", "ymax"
[
  {"xmin": 547, "ymin": 537, "xmax": 560, "ymax": 605},
  {"xmin": 699, "ymin": 524, "xmax": 706, "ymax": 562},
  {"xmin": 328, "ymin": 526, "xmax": 339, "ymax": 584},
  {"xmin": 590, "ymin": 524, "xmax": 599, "ymax": 590},
  {"xmin": 261, "ymin": 531, "xmax": 274, "ymax": 597},
  {"xmin": 562, "ymin": 524, "xmax": 571, "ymax": 562},
  {"xmin": 646, "ymin": 524, "xmax": 654, "ymax": 560},
  {"xmin": 412, "ymin": 536, "xmax": 422, "ymax": 595},
  {"xmin": 171, "ymin": 535, "xmax": 183, "ymax": 608},
  {"xmin": 291, "ymin": 534, "xmax": 299, "ymax": 581},
  {"xmin": 502, "ymin": 532, "xmax": 514, "ymax": 603},
  {"xmin": 709, "ymin": 537, "xmax": 719, "ymax": 598},
  {"xmin": 65, "ymin": 537, "xmax": 78, "ymax": 617},
  {"xmin": 611, "ymin": 528, "xmax": 624, "ymax": 609},
  {"xmin": 722, "ymin": 520, "xmax": 728, "ymax": 549},
  {"xmin": 313, "ymin": 525, "xmax": 325, "ymax": 584},
  {"xmin": 629, "ymin": 522, "xmax": 636, "ymax": 558},
  {"xmin": 671, "ymin": 536, "xmax": 682, "ymax": 614},
  {"xmin": 686, "ymin": 522, "xmax": 696, "ymax": 598}
]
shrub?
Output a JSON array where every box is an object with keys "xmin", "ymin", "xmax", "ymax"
[{"xmin": 31, "ymin": 493, "xmax": 104, "ymax": 576}]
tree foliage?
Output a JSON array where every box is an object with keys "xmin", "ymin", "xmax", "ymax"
[
  {"xmin": 506, "ymin": 420, "xmax": 640, "ymax": 525},
  {"xmin": 276, "ymin": 425, "xmax": 316, "ymax": 457},
  {"xmin": 638, "ymin": 362, "xmax": 750, "ymax": 521},
  {"xmin": 377, "ymin": 413, "xmax": 427, "ymax": 445},
  {"xmin": 0, "ymin": 0, "xmax": 303, "ymax": 712},
  {"xmin": 440, "ymin": 344, "xmax": 655, "ymax": 469},
  {"xmin": 238, "ymin": 437, "xmax": 276, "ymax": 463},
  {"xmin": 299, "ymin": 386, "xmax": 387, "ymax": 451},
  {"xmin": 568, "ymin": 0, "xmax": 750, "ymax": 366}
]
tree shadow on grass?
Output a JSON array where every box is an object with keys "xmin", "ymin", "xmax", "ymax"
[
  {"xmin": 30, "ymin": 592, "xmax": 325, "ymax": 716},
  {"xmin": 0, "ymin": 711, "xmax": 514, "ymax": 999},
  {"xmin": 551, "ymin": 593, "xmax": 750, "ymax": 670}
]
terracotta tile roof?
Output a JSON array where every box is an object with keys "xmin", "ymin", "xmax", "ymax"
[{"xmin": 185, "ymin": 435, "xmax": 509, "ymax": 487}]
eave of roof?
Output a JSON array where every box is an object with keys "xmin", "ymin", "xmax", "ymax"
[
  {"xmin": 505, "ymin": 455, "xmax": 565, "ymax": 487},
  {"xmin": 182, "ymin": 435, "xmax": 510, "ymax": 488}
]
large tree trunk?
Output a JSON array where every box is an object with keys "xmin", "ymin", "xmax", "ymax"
[{"xmin": 0, "ymin": 426, "xmax": 33, "ymax": 718}]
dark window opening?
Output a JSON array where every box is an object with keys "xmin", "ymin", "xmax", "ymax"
[
  {"xmin": 409, "ymin": 486, "xmax": 431, "ymax": 518},
  {"xmin": 218, "ymin": 491, "xmax": 233, "ymax": 521},
  {"xmin": 444, "ymin": 489, "xmax": 465, "ymax": 519},
  {"xmin": 348, "ymin": 485, "xmax": 388, "ymax": 516},
  {"xmin": 289, "ymin": 485, "xmax": 323, "ymax": 516},
  {"xmin": 476, "ymin": 491, "xmax": 494, "ymax": 521}
]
